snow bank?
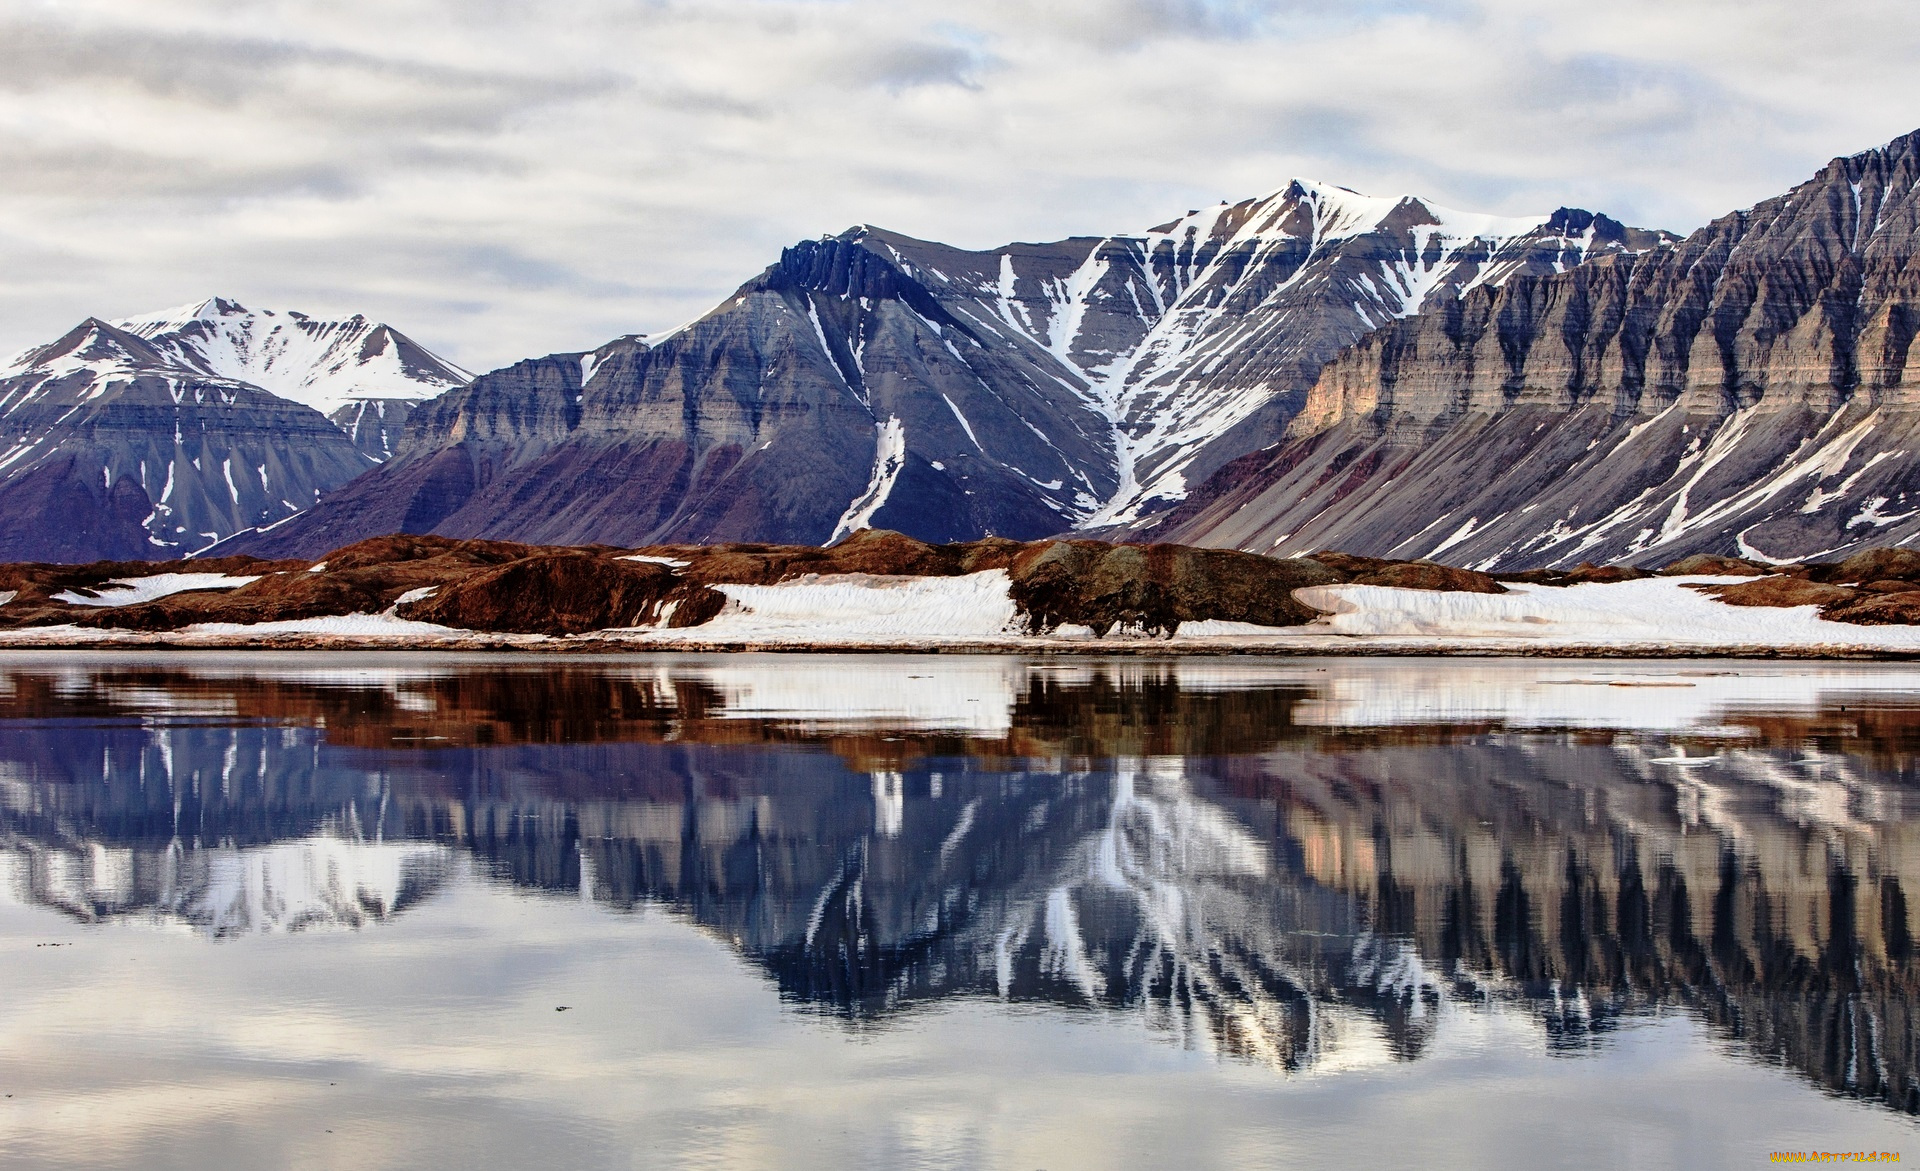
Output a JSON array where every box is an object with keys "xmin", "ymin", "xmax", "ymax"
[
  {"xmin": 657, "ymin": 571, "xmax": 1021, "ymax": 642},
  {"xmin": 1291, "ymin": 577, "xmax": 1920, "ymax": 649},
  {"xmin": 181, "ymin": 613, "xmax": 469, "ymax": 638},
  {"xmin": 54, "ymin": 572, "xmax": 261, "ymax": 607}
]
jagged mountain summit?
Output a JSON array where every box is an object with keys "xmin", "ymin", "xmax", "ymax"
[
  {"xmin": 0, "ymin": 303, "xmax": 468, "ymax": 561},
  {"xmin": 1074, "ymin": 189, "xmax": 1673, "ymax": 526},
  {"xmin": 115, "ymin": 298, "xmax": 472, "ymax": 460},
  {"xmin": 1154, "ymin": 128, "xmax": 1920, "ymax": 569},
  {"xmin": 221, "ymin": 184, "xmax": 1662, "ymax": 558}
]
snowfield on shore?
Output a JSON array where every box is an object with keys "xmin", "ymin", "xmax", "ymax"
[
  {"xmin": 656, "ymin": 571, "xmax": 1023, "ymax": 641},
  {"xmin": 1289, "ymin": 577, "xmax": 1920, "ymax": 649}
]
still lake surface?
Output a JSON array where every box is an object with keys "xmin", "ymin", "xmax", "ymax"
[{"xmin": 3, "ymin": 652, "xmax": 1919, "ymax": 1168}]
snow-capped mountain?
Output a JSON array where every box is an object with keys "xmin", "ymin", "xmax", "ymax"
[
  {"xmin": 878, "ymin": 184, "xmax": 1672, "ymax": 526},
  {"xmin": 0, "ymin": 318, "xmax": 374, "ymax": 560},
  {"xmin": 221, "ymin": 185, "xmax": 1663, "ymax": 556},
  {"xmin": 1155, "ymin": 128, "xmax": 1920, "ymax": 568},
  {"xmin": 0, "ymin": 302, "xmax": 467, "ymax": 561},
  {"xmin": 114, "ymin": 298, "xmax": 471, "ymax": 460}
]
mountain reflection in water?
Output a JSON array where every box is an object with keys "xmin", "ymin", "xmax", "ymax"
[{"xmin": 4, "ymin": 655, "xmax": 1920, "ymax": 1118}]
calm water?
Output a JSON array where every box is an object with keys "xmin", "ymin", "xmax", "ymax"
[{"xmin": 3, "ymin": 653, "xmax": 1920, "ymax": 1169}]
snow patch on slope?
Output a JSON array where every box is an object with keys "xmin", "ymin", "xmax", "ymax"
[
  {"xmin": 684, "ymin": 571, "xmax": 1020, "ymax": 641},
  {"xmin": 54, "ymin": 572, "xmax": 261, "ymax": 607},
  {"xmin": 830, "ymin": 416, "xmax": 907, "ymax": 542}
]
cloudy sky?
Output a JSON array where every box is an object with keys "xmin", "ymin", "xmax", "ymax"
[{"xmin": 4, "ymin": 0, "xmax": 1919, "ymax": 374}]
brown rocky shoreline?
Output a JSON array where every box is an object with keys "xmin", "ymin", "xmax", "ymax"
[{"xmin": 3, "ymin": 530, "xmax": 1920, "ymax": 653}]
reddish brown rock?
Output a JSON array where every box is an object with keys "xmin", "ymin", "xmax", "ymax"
[
  {"xmin": 1822, "ymin": 590, "xmax": 1920, "ymax": 625},
  {"xmin": 397, "ymin": 553, "xmax": 725, "ymax": 635},
  {"xmin": 1492, "ymin": 568, "xmax": 1566, "ymax": 585},
  {"xmin": 1827, "ymin": 547, "xmax": 1920, "ymax": 585},
  {"xmin": 1304, "ymin": 551, "xmax": 1385, "ymax": 579},
  {"xmin": 1307, "ymin": 550, "xmax": 1505, "ymax": 592},
  {"xmin": 1354, "ymin": 560, "xmax": 1506, "ymax": 594},
  {"xmin": 820, "ymin": 529, "xmax": 965, "ymax": 577},
  {"xmin": 1694, "ymin": 576, "xmax": 1856, "ymax": 609},
  {"xmin": 1659, "ymin": 553, "xmax": 1770, "ymax": 577},
  {"xmin": 1561, "ymin": 562, "xmax": 1651, "ymax": 584}
]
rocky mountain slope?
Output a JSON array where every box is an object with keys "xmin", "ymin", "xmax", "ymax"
[
  {"xmin": 0, "ymin": 303, "xmax": 470, "ymax": 562},
  {"xmin": 221, "ymin": 189, "xmax": 1659, "ymax": 557},
  {"xmin": 1157, "ymin": 130, "xmax": 1920, "ymax": 569}
]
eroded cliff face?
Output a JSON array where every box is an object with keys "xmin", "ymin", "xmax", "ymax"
[{"xmin": 1158, "ymin": 131, "xmax": 1920, "ymax": 568}]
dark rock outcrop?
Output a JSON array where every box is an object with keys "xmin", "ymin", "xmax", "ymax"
[
  {"xmin": 1661, "ymin": 554, "xmax": 1770, "ymax": 576},
  {"xmin": 1828, "ymin": 547, "xmax": 1920, "ymax": 584},
  {"xmin": 1822, "ymin": 590, "xmax": 1920, "ymax": 624},
  {"xmin": 1309, "ymin": 551, "xmax": 1505, "ymax": 592},
  {"xmin": 397, "ymin": 554, "xmax": 726, "ymax": 635},
  {"xmin": 1695, "ymin": 576, "xmax": 1856, "ymax": 610},
  {"xmin": 1007, "ymin": 541, "xmax": 1341, "ymax": 636}
]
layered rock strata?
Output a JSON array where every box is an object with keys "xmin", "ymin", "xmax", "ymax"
[{"xmin": 1158, "ymin": 130, "xmax": 1920, "ymax": 569}]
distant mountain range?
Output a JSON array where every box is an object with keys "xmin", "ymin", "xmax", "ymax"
[
  {"xmin": 8, "ymin": 127, "xmax": 1920, "ymax": 566},
  {"xmin": 0, "ymin": 300, "xmax": 466, "ymax": 561},
  {"xmin": 215, "ymin": 186, "xmax": 1668, "ymax": 559}
]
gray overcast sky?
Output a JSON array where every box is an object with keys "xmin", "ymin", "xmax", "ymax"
[{"xmin": 4, "ymin": 0, "xmax": 1919, "ymax": 374}]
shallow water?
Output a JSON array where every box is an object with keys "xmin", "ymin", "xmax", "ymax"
[{"xmin": 3, "ymin": 652, "xmax": 1919, "ymax": 1169}]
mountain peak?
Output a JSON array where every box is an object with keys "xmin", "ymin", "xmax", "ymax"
[
  {"xmin": 108, "ymin": 301, "xmax": 469, "ymax": 414},
  {"xmin": 119, "ymin": 296, "xmax": 252, "ymax": 332}
]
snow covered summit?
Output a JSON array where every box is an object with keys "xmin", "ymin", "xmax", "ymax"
[
  {"xmin": 114, "ymin": 297, "xmax": 470, "ymax": 417},
  {"xmin": 112, "ymin": 298, "xmax": 471, "ymax": 461}
]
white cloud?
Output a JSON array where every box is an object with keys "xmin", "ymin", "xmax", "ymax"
[{"xmin": 0, "ymin": 0, "xmax": 1916, "ymax": 374}]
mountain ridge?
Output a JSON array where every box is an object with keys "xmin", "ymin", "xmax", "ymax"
[
  {"xmin": 1150, "ymin": 128, "xmax": 1920, "ymax": 568},
  {"xmin": 213, "ymin": 181, "xmax": 1662, "ymax": 559}
]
